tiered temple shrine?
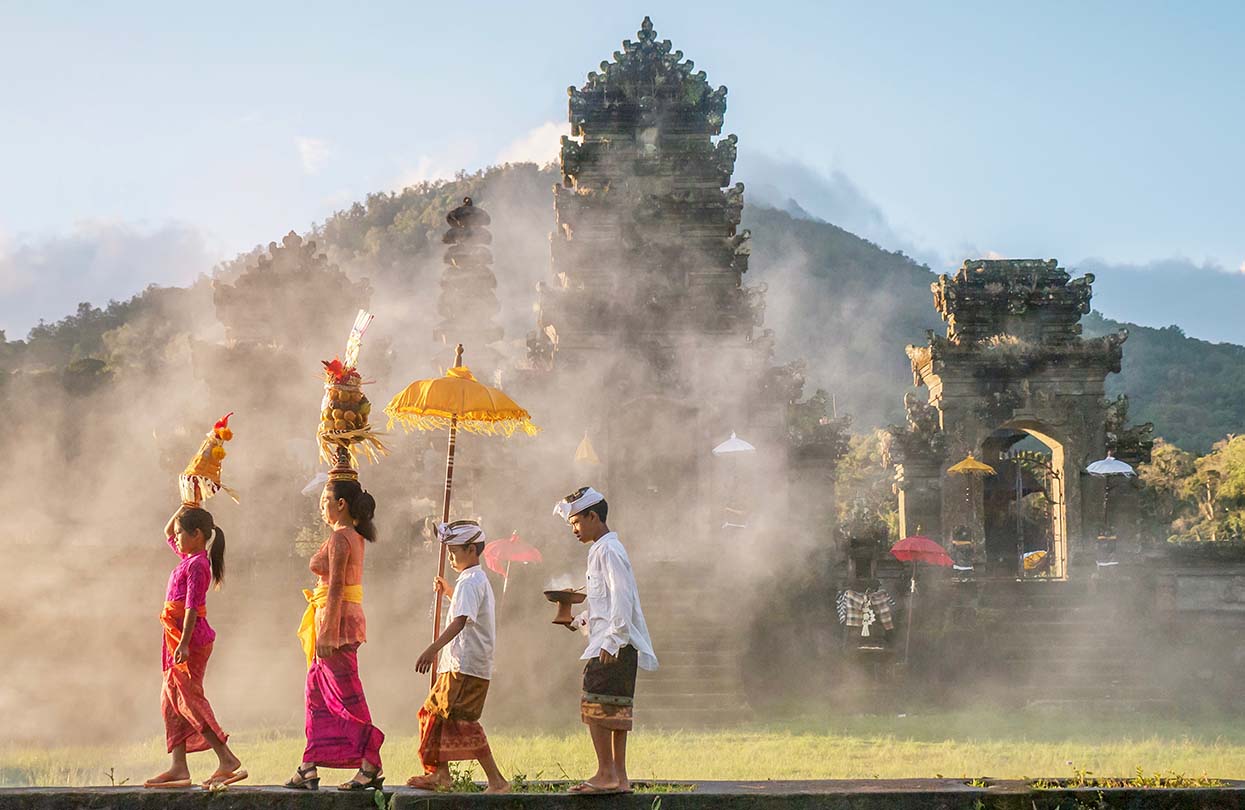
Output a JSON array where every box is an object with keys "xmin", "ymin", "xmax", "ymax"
[
  {"xmin": 522, "ymin": 17, "xmax": 848, "ymax": 722},
  {"xmin": 888, "ymin": 259, "xmax": 1152, "ymax": 579},
  {"xmin": 527, "ymin": 16, "xmax": 824, "ymax": 539},
  {"xmin": 434, "ymin": 197, "xmax": 503, "ymax": 374}
]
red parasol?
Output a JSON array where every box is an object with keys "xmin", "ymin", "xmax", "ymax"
[
  {"xmin": 890, "ymin": 535, "xmax": 953, "ymax": 567},
  {"xmin": 889, "ymin": 535, "xmax": 952, "ymax": 664},
  {"xmin": 483, "ymin": 531, "xmax": 542, "ymax": 595}
]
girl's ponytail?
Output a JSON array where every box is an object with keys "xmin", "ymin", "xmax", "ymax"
[{"xmin": 208, "ymin": 526, "xmax": 226, "ymax": 589}]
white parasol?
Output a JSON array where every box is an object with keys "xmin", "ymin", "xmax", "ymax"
[
  {"xmin": 713, "ymin": 432, "xmax": 755, "ymax": 528},
  {"xmin": 712, "ymin": 432, "xmax": 756, "ymax": 456},
  {"xmin": 1086, "ymin": 453, "xmax": 1136, "ymax": 477},
  {"xmin": 300, "ymin": 471, "xmax": 329, "ymax": 496}
]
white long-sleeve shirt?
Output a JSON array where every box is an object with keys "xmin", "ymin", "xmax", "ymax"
[{"xmin": 573, "ymin": 532, "xmax": 658, "ymax": 671}]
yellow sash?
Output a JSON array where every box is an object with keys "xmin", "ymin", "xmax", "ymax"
[{"xmin": 298, "ymin": 583, "xmax": 363, "ymax": 668}]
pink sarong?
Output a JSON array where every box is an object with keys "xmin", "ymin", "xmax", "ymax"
[{"xmin": 302, "ymin": 643, "xmax": 384, "ymax": 769}]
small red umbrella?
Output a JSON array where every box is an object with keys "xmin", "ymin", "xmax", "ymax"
[
  {"xmin": 890, "ymin": 535, "xmax": 952, "ymax": 663},
  {"xmin": 890, "ymin": 535, "xmax": 953, "ymax": 568},
  {"xmin": 483, "ymin": 531, "xmax": 543, "ymax": 595}
]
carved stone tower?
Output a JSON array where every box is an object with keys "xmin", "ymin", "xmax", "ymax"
[
  {"xmin": 518, "ymin": 18, "xmax": 844, "ymax": 725},
  {"xmin": 526, "ymin": 17, "xmax": 779, "ymax": 540},
  {"xmin": 533, "ymin": 15, "xmax": 757, "ymax": 364}
]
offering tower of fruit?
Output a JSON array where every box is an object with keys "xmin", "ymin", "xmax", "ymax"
[
  {"xmin": 178, "ymin": 412, "xmax": 238, "ymax": 507},
  {"xmin": 316, "ymin": 310, "xmax": 387, "ymax": 466}
]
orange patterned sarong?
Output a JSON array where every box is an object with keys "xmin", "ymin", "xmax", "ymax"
[{"xmin": 417, "ymin": 672, "xmax": 491, "ymax": 771}]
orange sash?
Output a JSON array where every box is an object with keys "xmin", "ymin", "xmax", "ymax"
[{"xmin": 161, "ymin": 601, "xmax": 207, "ymax": 675}]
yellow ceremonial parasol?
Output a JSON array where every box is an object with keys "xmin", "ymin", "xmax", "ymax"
[
  {"xmin": 948, "ymin": 453, "xmax": 995, "ymax": 546},
  {"xmin": 948, "ymin": 453, "xmax": 997, "ymax": 477},
  {"xmin": 574, "ymin": 431, "xmax": 601, "ymax": 465},
  {"xmin": 384, "ymin": 344, "xmax": 538, "ymax": 680}
]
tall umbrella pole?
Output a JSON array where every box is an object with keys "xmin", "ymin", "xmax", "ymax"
[
  {"xmin": 904, "ymin": 560, "xmax": 916, "ymax": 664},
  {"xmin": 430, "ymin": 345, "xmax": 464, "ymax": 685}
]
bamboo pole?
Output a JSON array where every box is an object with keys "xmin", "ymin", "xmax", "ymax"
[
  {"xmin": 903, "ymin": 560, "xmax": 916, "ymax": 664},
  {"xmin": 430, "ymin": 344, "xmax": 464, "ymax": 685}
]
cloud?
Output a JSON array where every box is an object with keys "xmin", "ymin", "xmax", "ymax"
[
  {"xmin": 0, "ymin": 221, "xmax": 217, "ymax": 339},
  {"xmin": 496, "ymin": 121, "xmax": 563, "ymax": 167},
  {"xmin": 1079, "ymin": 257, "xmax": 1245, "ymax": 345},
  {"xmin": 1239, "ymin": 260, "xmax": 1245, "ymax": 274},
  {"xmin": 0, "ymin": 229, "xmax": 28, "ymax": 298},
  {"xmin": 296, "ymin": 136, "xmax": 332, "ymax": 175},
  {"xmin": 736, "ymin": 150, "xmax": 940, "ymax": 267}
]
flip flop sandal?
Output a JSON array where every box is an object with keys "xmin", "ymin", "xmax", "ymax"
[
  {"xmin": 202, "ymin": 769, "xmax": 249, "ymax": 788},
  {"xmin": 143, "ymin": 779, "xmax": 193, "ymax": 789},
  {"xmin": 568, "ymin": 782, "xmax": 621, "ymax": 795}
]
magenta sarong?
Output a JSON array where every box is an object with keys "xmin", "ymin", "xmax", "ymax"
[{"xmin": 302, "ymin": 643, "xmax": 384, "ymax": 769}]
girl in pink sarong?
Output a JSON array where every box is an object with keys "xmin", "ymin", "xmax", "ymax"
[
  {"xmin": 284, "ymin": 476, "xmax": 385, "ymax": 792},
  {"xmin": 144, "ymin": 506, "xmax": 246, "ymax": 789}
]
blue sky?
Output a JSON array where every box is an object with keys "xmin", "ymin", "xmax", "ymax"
[{"xmin": 1, "ymin": 1, "xmax": 1242, "ymax": 340}]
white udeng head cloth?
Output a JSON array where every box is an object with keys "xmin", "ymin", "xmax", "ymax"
[
  {"xmin": 437, "ymin": 519, "xmax": 486, "ymax": 546},
  {"xmin": 553, "ymin": 486, "xmax": 605, "ymax": 523}
]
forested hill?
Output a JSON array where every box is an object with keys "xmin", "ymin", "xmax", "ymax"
[
  {"xmin": 3, "ymin": 163, "xmax": 1242, "ymax": 453},
  {"xmin": 1083, "ymin": 313, "xmax": 1245, "ymax": 454}
]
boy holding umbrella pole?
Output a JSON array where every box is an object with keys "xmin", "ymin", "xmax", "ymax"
[{"xmin": 409, "ymin": 520, "xmax": 509, "ymax": 794}]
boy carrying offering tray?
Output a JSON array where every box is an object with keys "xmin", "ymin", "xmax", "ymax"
[{"xmin": 553, "ymin": 486, "xmax": 658, "ymax": 795}]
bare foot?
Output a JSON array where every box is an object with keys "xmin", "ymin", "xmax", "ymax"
[
  {"xmin": 203, "ymin": 752, "xmax": 243, "ymax": 785},
  {"xmin": 484, "ymin": 781, "xmax": 511, "ymax": 794},
  {"xmin": 406, "ymin": 774, "xmax": 449, "ymax": 790},
  {"xmin": 218, "ymin": 752, "xmax": 242, "ymax": 774}
]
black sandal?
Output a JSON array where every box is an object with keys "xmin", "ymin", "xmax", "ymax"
[
  {"xmin": 283, "ymin": 765, "xmax": 319, "ymax": 791},
  {"xmin": 338, "ymin": 768, "xmax": 384, "ymax": 791}
]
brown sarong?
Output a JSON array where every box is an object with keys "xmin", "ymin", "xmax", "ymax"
[
  {"xmin": 581, "ymin": 645, "xmax": 638, "ymax": 730},
  {"xmin": 417, "ymin": 671, "xmax": 491, "ymax": 771}
]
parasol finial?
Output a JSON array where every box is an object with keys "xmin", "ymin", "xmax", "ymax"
[{"xmin": 454, "ymin": 343, "xmax": 464, "ymax": 367}]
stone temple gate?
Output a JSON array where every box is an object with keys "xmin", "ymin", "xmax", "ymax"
[{"xmin": 887, "ymin": 259, "xmax": 1152, "ymax": 579}]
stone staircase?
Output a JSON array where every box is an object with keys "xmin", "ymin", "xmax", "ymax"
[
  {"xmin": 633, "ymin": 560, "xmax": 753, "ymax": 726},
  {"xmin": 971, "ymin": 578, "xmax": 1170, "ymax": 710}
]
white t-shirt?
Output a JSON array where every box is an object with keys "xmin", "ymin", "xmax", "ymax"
[{"xmin": 437, "ymin": 565, "xmax": 496, "ymax": 680}]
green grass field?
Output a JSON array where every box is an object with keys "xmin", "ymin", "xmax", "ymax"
[{"xmin": 4, "ymin": 711, "xmax": 1244, "ymax": 788}]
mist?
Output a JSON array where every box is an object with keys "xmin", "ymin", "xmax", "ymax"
[{"xmin": 0, "ymin": 162, "xmax": 1239, "ymax": 777}]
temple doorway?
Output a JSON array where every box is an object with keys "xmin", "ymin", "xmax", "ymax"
[{"xmin": 981, "ymin": 423, "xmax": 1067, "ymax": 579}]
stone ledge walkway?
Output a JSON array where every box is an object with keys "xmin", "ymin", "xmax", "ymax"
[{"xmin": 2, "ymin": 780, "xmax": 1244, "ymax": 809}]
